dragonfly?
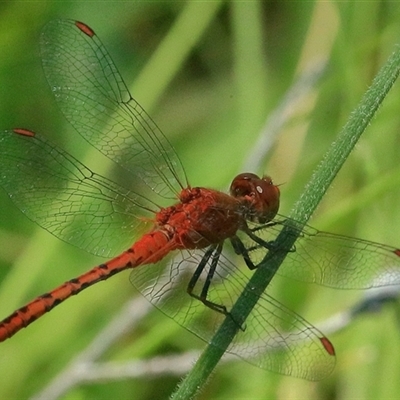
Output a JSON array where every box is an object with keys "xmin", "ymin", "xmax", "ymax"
[{"xmin": 1, "ymin": 19, "xmax": 400, "ymax": 381}]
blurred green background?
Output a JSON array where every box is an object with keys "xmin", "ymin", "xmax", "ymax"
[{"xmin": 1, "ymin": 1, "xmax": 400, "ymax": 399}]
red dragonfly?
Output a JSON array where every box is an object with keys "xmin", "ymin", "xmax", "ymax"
[{"xmin": 1, "ymin": 19, "xmax": 399, "ymax": 381}]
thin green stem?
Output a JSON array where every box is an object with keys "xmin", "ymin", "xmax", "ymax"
[{"xmin": 172, "ymin": 45, "xmax": 400, "ymax": 400}]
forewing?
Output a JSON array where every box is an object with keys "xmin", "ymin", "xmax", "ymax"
[
  {"xmin": 40, "ymin": 19, "xmax": 187, "ymax": 203},
  {"xmin": 241, "ymin": 219, "xmax": 400, "ymax": 289},
  {"xmin": 0, "ymin": 130, "xmax": 156, "ymax": 258}
]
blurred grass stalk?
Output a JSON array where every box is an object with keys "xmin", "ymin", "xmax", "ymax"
[{"xmin": 172, "ymin": 18, "xmax": 400, "ymax": 400}]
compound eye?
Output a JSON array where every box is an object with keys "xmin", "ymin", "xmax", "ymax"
[
  {"xmin": 229, "ymin": 173, "xmax": 260, "ymax": 198},
  {"xmin": 230, "ymin": 173, "xmax": 280, "ymax": 223}
]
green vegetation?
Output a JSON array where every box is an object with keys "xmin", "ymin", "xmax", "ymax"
[{"xmin": 1, "ymin": 2, "xmax": 400, "ymax": 399}]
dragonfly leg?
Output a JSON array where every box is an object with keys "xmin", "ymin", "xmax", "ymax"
[
  {"xmin": 231, "ymin": 232, "xmax": 282, "ymax": 271},
  {"xmin": 249, "ymin": 220, "xmax": 283, "ymax": 233},
  {"xmin": 246, "ymin": 228, "xmax": 297, "ymax": 255},
  {"xmin": 248, "ymin": 219, "xmax": 300, "ymax": 254},
  {"xmin": 231, "ymin": 223, "xmax": 297, "ymax": 271},
  {"xmin": 187, "ymin": 244, "xmax": 229, "ymax": 315},
  {"xmin": 185, "ymin": 244, "xmax": 247, "ymax": 332},
  {"xmin": 230, "ymin": 236, "xmax": 258, "ymax": 270}
]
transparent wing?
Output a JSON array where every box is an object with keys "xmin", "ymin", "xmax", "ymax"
[
  {"xmin": 0, "ymin": 130, "xmax": 157, "ymax": 258},
  {"xmin": 40, "ymin": 19, "xmax": 187, "ymax": 202},
  {"xmin": 239, "ymin": 218, "xmax": 400, "ymax": 289},
  {"xmin": 130, "ymin": 247, "xmax": 335, "ymax": 380}
]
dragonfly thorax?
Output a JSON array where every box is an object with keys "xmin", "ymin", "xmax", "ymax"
[{"xmin": 155, "ymin": 187, "xmax": 244, "ymax": 249}]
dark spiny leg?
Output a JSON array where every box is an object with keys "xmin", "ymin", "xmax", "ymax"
[
  {"xmin": 249, "ymin": 220, "xmax": 282, "ymax": 234},
  {"xmin": 230, "ymin": 236, "xmax": 258, "ymax": 270},
  {"xmin": 187, "ymin": 245, "xmax": 214, "ymax": 296},
  {"xmin": 245, "ymin": 228, "xmax": 296, "ymax": 256},
  {"xmin": 187, "ymin": 244, "xmax": 246, "ymax": 330},
  {"xmin": 187, "ymin": 244, "xmax": 228, "ymax": 314}
]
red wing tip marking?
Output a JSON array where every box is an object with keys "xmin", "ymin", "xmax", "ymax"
[
  {"xmin": 13, "ymin": 128, "xmax": 35, "ymax": 137},
  {"xmin": 75, "ymin": 21, "xmax": 95, "ymax": 37},
  {"xmin": 394, "ymin": 249, "xmax": 400, "ymax": 257},
  {"xmin": 320, "ymin": 336, "xmax": 335, "ymax": 356}
]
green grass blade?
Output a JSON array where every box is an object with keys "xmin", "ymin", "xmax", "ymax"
[{"xmin": 172, "ymin": 39, "xmax": 400, "ymax": 400}]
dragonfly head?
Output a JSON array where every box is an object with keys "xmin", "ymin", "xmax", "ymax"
[{"xmin": 229, "ymin": 173, "xmax": 280, "ymax": 223}]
